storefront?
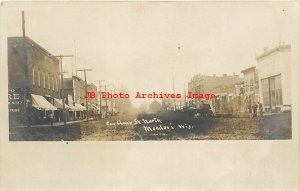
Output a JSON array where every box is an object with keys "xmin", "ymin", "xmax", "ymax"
[
  {"xmin": 256, "ymin": 43, "xmax": 291, "ymax": 112},
  {"xmin": 30, "ymin": 94, "xmax": 57, "ymax": 124},
  {"xmin": 261, "ymin": 74, "xmax": 283, "ymax": 111},
  {"xmin": 68, "ymin": 103, "xmax": 86, "ymax": 120},
  {"xmin": 53, "ymin": 98, "xmax": 71, "ymax": 122}
]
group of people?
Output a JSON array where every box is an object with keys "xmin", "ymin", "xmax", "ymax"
[{"xmin": 248, "ymin": 102, "xmax": 263, "ymax": 117}]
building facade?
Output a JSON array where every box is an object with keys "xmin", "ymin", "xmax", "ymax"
[
  {"xmin": 240, "ymin": 66, "xmax": 260, "ymax": 112},
  {"xmin": 87, "ymin": 83, "xmax": 98, "ymax": 106},
  {"xmin": 256, "ymin": 43, "xmax": 291, "ymax": 112},
  {"xmin": 64, "ymin": 75, "xmax": 86, "ymax": 105},
  {"xmin": 8, "ymin": 37, "xmax": 60, "ymax": 125},
  {"xmin": 63, "ymin": 76, "xmax": 88, "ymax": 120},
  {"xmin": 8, "ymin": 37, "xmax": 60, "ymax": 98},
  {"xmin": 188, "ymin": 73, "xmax": 242, "ymax": 111},
  {"xmin": 188, "ymin": 73, "xmax": 242, "ymax": 94}
]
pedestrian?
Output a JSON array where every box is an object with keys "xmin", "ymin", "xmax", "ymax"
[
  {"xmin": 258, "ymin": 102, "xmax": 263, "ymax": 117},
  {"xmin": 252, "ymin": 103, "xmax": 257, "ymax": 117},
  {"xmin": 48, "ymin": 111, "xmax": 54, "ymax": 126},
  {"xmin": 248, "ymin": 104, "xmax": 252, "ymax": 114}
]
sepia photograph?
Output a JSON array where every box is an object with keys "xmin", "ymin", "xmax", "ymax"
[
  {"xmin": 1, "ymin": 1, "xmax": 299, "ymax": 191},
  {"xmin": 5, "ymin": 1, "xmax": 294, "ymax": 141}
]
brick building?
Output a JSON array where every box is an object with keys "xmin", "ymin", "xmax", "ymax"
[
  {"xmin": 8, "ymin": 37, "xmax": 60, "ymax": 98},
  {"xmin": 241, "ymin": 66, "xmax": 260, "ymax": 112},
  {"xmin": 64, "ymin": 75, "xmax": 86, "ymax": 106},
  {"xmin": 188, "ymin": 73, "xmax": 242, "ymax": 110},
  {"xmin": 63, "ymin": 75, "xmax": 87, "ymax": 120},
  {"xmin": 87, "ymin": 83, "xmax": 98, "ymax": 106},
  {"xmin": 8, "ymin": 37, "xmax": 60, "ymax": 125},
  {"xmin": 188, "ymin": 73, "xmax": 242, "ymax": 94}
]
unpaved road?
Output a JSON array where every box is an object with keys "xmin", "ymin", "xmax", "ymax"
[{"xmin": 10, "ymin": 112, "xmax": 291, "ymax": 141}]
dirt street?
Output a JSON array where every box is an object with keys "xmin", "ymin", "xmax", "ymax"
[{"xmin": 10, "ymin": 112, "xmax": 291, "ymax": 141}]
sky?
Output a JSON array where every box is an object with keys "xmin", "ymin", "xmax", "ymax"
[{"xmin": 1, "ymin": 1, "xmax": 298, "ymax": 106}]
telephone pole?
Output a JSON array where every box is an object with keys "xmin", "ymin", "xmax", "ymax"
[
  {"xmin": 109, "ymin": 90, "xmax": 114, "ymax": 115},
  {"xmin": 77, "ymin": 69, "xmax": 92, "ymax": 121},
  {"xmin": 112, "ymin": 82, "xmax": 115, "ymax": 115},
  {"xmin": 21, "ymin": 11, "xmax": 31, "ymax": 128},
  {"xmin": 172, "ymin": 77, "xmax": 176, "ymax": 110},
  {"xmin": 95, "ymin": 80, "xmax": 105, "ymax": 119},
  {"xmin": 53, "ymin": 55, "xmax": 73, "ymax": 127}
]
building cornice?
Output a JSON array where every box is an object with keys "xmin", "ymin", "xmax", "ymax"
[
  {"xmin": 8, "ymin": 36, "xmax": 59, "ymax": 63},
  {"xmin": 241, "ymin": 66, "xmax": 256, "ymax": 74},
  {"xmin": 256, "ymin": 44, "xmax": 291, "ymax": 61}
]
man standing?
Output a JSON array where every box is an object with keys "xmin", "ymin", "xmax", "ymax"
[
  {"xmin": 258, "ymin": 102, "xmax": 263, "ymax": 117},
  {"xmin": 252, "ymin": 103, "xmax": 257, "ymax": 117},
  {"xmin": 48, "ymin": 111, "xmax": 54, "ymax": 127}
]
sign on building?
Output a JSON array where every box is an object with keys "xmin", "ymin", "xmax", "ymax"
[{"xmin": 8, "ymin": 88, "xmax": 24, "ymax": 113}]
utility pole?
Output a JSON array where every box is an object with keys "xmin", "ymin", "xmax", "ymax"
[
  {"xmin": 109, "ymin": 90, "xmax": 114, "ymax": 115},
  {"xmin": 112, "ymin": 82, "xmax": 115, "ymax": 115},
  {"xmin": 73, "ymin": 40, "xmax": 77, "ymax": 76},
  {"xmin": 172, "ymin": 77, "xmax": 176, "ymax": 110},
  {"xmin": 77, "ymin": 69, "xmax": 92, "ymax": 121},
  {"xmin": 95, "ymin": 80, "xmax": 105, "ymax": 119},
  {"xmin": 53, "ymin": 55, "xmax": 73, "ymax": 127},
  {"xmin": 21, "ymin": 11, "xmax": 31, "ymax": 128},
  {"xmin": 100, "ymin": 83, "xmax": 110, "ymax": 118},
  {"xmin": 103, "ymin": 84, "xmax": 110, "ymax": 115},
  {"xmin": 183, "ymin": 83, "xmax": 186, "ymax": 107}
]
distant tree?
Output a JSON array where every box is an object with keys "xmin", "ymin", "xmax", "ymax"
[
  {"xmin": 138, "ymin": 102, "xmax": 149, "ymax": 114},
  {"xmin": 114, "ymin": 87, "xmax": 133, "ymax": 114},
  {"xmin": 149, "ymin": 99, "xmax": 162, "ymax": 113}
]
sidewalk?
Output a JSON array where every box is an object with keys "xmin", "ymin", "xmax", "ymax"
[{"xmin": 11, "ymin": 118, "xmax": 94, "ymax": 129}]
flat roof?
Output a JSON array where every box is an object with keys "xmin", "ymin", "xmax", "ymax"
[
  {"xmin": 241, "ymin": 66, "xmax": 256, "ymax": 74},
  {"xmin": 256, "ymin": 44, "xmax": 291, "ymax": 60},
  {"xmin": 8, "ymin": 36, "xmax": 59, "ymax": 63}
]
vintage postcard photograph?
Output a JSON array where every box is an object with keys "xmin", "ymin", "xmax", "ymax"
[{"xmin": 4, "ymin": 1, "xmax": 295, "ymax": 141}]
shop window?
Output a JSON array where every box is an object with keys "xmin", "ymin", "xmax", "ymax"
[
  {"xmin": 275, "ymin": 75, "xmax": 282, "ymax": 106},
  {"xmin": 261, "ymin": 78, "xmax": 269, "ymax": 107},
  {"xmin": 261, "ymin": 74, "xmax": 283, "ymax": 109}
]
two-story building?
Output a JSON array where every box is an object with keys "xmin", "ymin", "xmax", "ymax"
[
  {"xmin": 8, "ymin": 37, "xmax": 59, "ymax": 125},
  {"xmin": 63, "ymin": 76, "xmax": 87, "ymax": 120},
  {"xmin": 240, "ymin": 66, "xmax": 260, "ymax": 112}
]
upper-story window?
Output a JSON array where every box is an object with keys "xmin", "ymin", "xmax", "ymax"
[
  {"xmin": 32, "ymin": 68, "xmax": 35, "ymax": 85},
  {"xmin": 48, "ymin": 74, "xmax": 50, "ymax": 90},
  {"xmin": 55, "ymin": 77, "xmax": 58, "ymax": 92},
  {"xmin": 43, "ymin": 72, "xmax": 46, "ymax": 89},
  {"xmin": 52, "ymin": 75, "xmax": 55, "ymax": 91},
  {"xmin": 38, "ymin": 70, "xmax": 41, "ymax": 87}
]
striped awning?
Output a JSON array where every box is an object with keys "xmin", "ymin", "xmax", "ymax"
[
  {"xmin": 54, "ymin": 98, "xmax": 70, "ymax": 109},
  {"xmin": 69, "ymin": 103, "xmax": 87, "ymax": 111},
  {"xmin": 31, "ymin": 94, "xmax": 57, "ymax": 111}
]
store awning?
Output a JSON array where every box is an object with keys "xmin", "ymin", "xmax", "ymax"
[
  {"xmin": 69, "ymin": 103, "xmax": 86, "ymax": 111},
  {"xmin": 54, "ymin": 98, "xmax": 71, "ymax": 109},
  {"xmin": 31, "ymin": 94, "xmax": 57, "ymax": 111},
  {"xmin": 76, "ymin": 103, "xmax": 86, "ymax": 111},
  {"xmin": 90, "ymin": 104, "xmax": 100, "ymax": 111}
]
